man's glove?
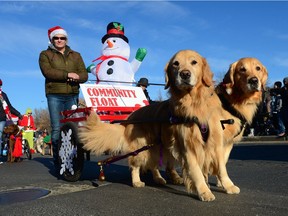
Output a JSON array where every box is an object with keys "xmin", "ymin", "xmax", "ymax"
[{"xmin": 135, "ymin": 48, "xmax": 147, "ymax": 62}]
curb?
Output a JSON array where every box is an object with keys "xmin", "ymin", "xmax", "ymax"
[{"xmin": 239, "ymin": 135, "xmax": 288, "ymax": 144}]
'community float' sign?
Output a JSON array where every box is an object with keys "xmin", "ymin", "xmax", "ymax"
[{"xmin": 80, "ymin": 84, "xmax": 148, "ymax": 109}]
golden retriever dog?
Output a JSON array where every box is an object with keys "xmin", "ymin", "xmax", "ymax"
[
  {"xmin": 79, "ymin": 49, "xmax": 225, "ymax": 201},
  {"xmin": 206, "ymin": 57, "xmax": 268, "ymax": 189},
  {"xmin": 81, "ymin": 100, "xmax": 183, "ymax": 186},
  {"xmin": 79, "ymin": 51, "xmax": 268, "ymax": 201}
]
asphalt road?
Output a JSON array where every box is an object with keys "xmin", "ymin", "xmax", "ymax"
[{"xmin": 0, "ymin": 141, "xmax": 287, "ymax": 216}]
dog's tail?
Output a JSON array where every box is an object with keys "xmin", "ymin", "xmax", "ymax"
[{"xmin": 78, "ymin": 111, "xmax": 128, "ymax": 156}]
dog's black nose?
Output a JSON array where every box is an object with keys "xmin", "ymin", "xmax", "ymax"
[
  {"xmin": 248, "ymin": 77, "xmax": 259, "ymax": 90},
  {"xmin": 180, "ymin": 70, "xmax": 191, "ymax": 80},
  {"xmin": 248, "ymin": 77, "xmax": 259, "ymax": 86}
]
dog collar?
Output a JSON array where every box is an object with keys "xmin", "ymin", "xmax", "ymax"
[
  {"xmin": 169, "ymin": 114, "xmax": 209, "ymax": 143},
  {"xmin": 217, "ymin": 90, "xmax": 248, "ymax": 137}
]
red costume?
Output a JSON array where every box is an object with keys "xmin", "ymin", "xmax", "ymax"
[
  {"xmin": 11, "ymin": 135, "xmax": 23, "ymax": 158},
  {"xmin": 19, "ymin": 114, "xmax": 36, "ymax": 130}
]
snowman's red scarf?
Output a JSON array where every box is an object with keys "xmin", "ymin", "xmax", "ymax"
[
  {"xmin": 0, "ymin": 89, "xmax": 12, "ymax": 120},
  {"xmin": 92, "ymin": 55, "xmax": 128, "ymax": 84}
]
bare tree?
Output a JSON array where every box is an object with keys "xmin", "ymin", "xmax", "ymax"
[{"xmin": 34, "ymin": 108, "xmax": 51, "ymax": 132}]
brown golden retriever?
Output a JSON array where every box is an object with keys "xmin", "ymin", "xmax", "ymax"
[
  {"xmin": 4, "ymin": 124, "xmax": 22, "ymax": 162},
  {"xmin": 79, "ymin": 49, "xmax": 223, "ymax": 201},
  {"xmin": 207, "ymin": 57, "xmax": 268, "ymax": 191}
]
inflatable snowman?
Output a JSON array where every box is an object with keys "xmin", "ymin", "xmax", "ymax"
[{"xmin": 87, "ymin": 22, "xmax": 147, "ymax": 85}]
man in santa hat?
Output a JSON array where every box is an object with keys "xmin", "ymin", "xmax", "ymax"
[{"xmin": 39, "ymin": 26, "xmax": 88, "ymax": 170}]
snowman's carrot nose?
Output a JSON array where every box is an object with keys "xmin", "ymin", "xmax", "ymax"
[{"xmin": 107, "ymin": 40, "xmax": 113, "ymax": 48}]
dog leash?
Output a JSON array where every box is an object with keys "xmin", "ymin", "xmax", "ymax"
[
  {"xmin": 97, "ymin": 144, "xmax": 154, "ymax": 181},
  {"xmin": 96, "ymin": 113, "xmax": 212, "ymax": 181}
]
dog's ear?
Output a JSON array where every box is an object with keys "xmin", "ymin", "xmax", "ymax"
[
  {"xmin": 223, "ymin": 61, "xmax": 238, "ymax": 95},
  {"xmin": 164, "ymin": 62, "xmax": 170, "ymax": 90},
  {"xmin": 202, "ymin": 57, "xmax": 214, "ymax": 87}
]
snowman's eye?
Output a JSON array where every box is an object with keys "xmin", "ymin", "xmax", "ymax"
[{"xmin": 113, "ymin": 40, "xmax": 116, "ymax": 43}]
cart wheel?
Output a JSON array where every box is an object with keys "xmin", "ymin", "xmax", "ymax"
[
  {"xmin": 22, "ymin": 139, "xmax": 32, "ymax": 160},
  {"xmin": 58, "ymin": 122, "xmax": 84, "ymax": 182}
]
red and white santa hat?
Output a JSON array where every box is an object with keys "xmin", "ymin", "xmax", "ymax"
[{"xmin": 48, "ymin": 26, "xmax": 68, "ymax": 41}]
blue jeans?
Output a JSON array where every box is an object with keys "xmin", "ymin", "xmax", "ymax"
[
  {"xmin": 273, "ymin": 112, "xmax": 285, "ymax": 135},
  {"xmin": 0, "ymin": 121, "xmax": 6, "ymax": 154},
  {"xmin": 46, "ymin": 94, "xmax": 79, "ymax": 165},
  {"xmin": 281, "ymin": 108, "xmax": 288, "ymax": 134}
]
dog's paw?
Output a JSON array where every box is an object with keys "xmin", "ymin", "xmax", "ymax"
[
  {"xmin": 199, "ymin": 191, "xmax": 216, "ymax": 202},
  {"xmin": 225, "ymin": 185, "xmax": 240, "ymax": 194},
  {"xmin": 132, "ymin": 181, "xmax": 145, "ymax": 188},
  {"xmin": 216, "ymin": 180, "xmax": 223, "ymax": 188},
  {"xmin": 166, "ymin": 169, "xmax": 183, "ymax": 185},
  {"xmin": 171, "ymin": 176, "xmax": 184, "ymax": 185},
  {"xmin": 154, "ymin": 177, "xmax": 167, "ymax": 185}
]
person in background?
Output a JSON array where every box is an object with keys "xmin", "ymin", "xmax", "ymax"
[
  {"xmin": 136, "ymin": 77, "xmax": 154, "ymax": 104},
  {"xmin": 270, "ymin": 81, "xmax": 285, "ymax": 137},
  {"xmin": 39, "ymin": 26, "xmax": 88, "ymax": 170},
  {"xmin": 19, "ymin": 108, "xmax": 36, "ymax": 130},
  {"xmin": 35, "ymin": 128, "xmax": 49, "ymax": 154},
  {"xmin": 19, "ymin": 108, "xmax": 37, "ymax": 151},
  {"xmin": 0, "ymin": 79, "xmax": 22, "ymax": 157},
  {"xmin": 280, "ymin": 77, "xmax": 288, "ymax": 136},
  {"xmin": 42, "ymin": 128, "xmax": 49, "ymax": 137}
]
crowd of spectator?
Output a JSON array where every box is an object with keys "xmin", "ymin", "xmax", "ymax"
[{"xmin": 245, "ymin": 77, "xmax": 288, "ymax": 137}]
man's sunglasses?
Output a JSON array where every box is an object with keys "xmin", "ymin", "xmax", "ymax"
[{"xmin": 53, "ymin": 37, "xmax": 67, "ymax": 41}]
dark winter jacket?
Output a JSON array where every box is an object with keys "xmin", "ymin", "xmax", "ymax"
[
  {"xmin": 143, "ymin": 89, "xmax": 154, "ymax": 104},
  {"xmin": 0, "ymin": 91, "xmax": 22, "ymax": 121},
  {"xmin": 39, "ymin": 45, "xmax": 88, "ymax": 95},
  {"xmin": 281, "ymin": 85, "xmax": 288, "ymax": 109}
]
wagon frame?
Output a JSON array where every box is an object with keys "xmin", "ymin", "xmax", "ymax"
[{"xmin": 57, "ymin": 85, "xmax": 147, "ymax": 182}]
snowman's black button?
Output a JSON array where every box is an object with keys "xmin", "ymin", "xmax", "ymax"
[
  {"xmin": 107, "ymin": 68, "xmax": 113, "ymax": 75},
  {"xmin": 108, "ymin": 60, "xmax": 114, "ymax": 66}
]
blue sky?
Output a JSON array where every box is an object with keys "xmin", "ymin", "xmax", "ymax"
[{"xmin": 1, "ymin": 1, "xmax": 288, "ymax": 114}]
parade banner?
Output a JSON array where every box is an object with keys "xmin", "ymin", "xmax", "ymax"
[{"xmin": 80, "ymin": 84, "xmax": 148, "ymax": 109}]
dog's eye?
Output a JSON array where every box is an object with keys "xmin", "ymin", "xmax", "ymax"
[
  {"xmin": 256, "ymin": 66, "xmax": 261, "ymax": 71},
  {"xmin": 173, "ymin": 61, "xmax": 179, "ymax": 67},
  {"xmin": 240, "ymin": 66, "xmax": 246, "ymax": 72},
  {"xmin": 191, "ymin": 60, "xmax": 197, "ymax": 65}
]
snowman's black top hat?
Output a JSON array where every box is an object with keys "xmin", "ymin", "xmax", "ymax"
[{"xmin": 102, "ymin": 22, "xmax": 129, "ymax": 44}]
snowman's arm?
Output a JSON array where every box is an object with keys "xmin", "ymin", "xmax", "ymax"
[
  {"xmin": 87, "ymin": 63, "xmax": 97, "ymax": 76},
  {"xmin": 130, "ymin": 59, "xmax": 142, "ymax": 74},
  {"xmin": 131, "ymin": 48, "xmax": 147, "ymax": 74}
]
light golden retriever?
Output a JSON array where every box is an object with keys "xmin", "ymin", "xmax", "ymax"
[{"xmin": 79, "ymin": 49, "xmax": 222, "ymax": 201}]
